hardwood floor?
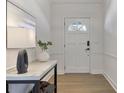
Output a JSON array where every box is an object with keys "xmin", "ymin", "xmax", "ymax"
[{"xmin": 49, "ymin": 73, "xmax": 116, "ymax": 93}]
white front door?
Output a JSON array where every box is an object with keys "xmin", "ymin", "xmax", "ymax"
[{"xmin": 64, "ymin": 18, "xmax": 90, "ymax": 73}]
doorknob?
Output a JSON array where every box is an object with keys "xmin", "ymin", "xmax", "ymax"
[{"xmin": 85, "ymin": 48, "xmax": 90, "ymax": 51}]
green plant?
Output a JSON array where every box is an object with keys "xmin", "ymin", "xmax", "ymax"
[{"xmin": 37, "ymin": 40, "xmax": 52, "ymax": 51}]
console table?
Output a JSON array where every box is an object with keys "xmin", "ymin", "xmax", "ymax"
[{"xmin": 6, "ymin": 60, "xmax": 57, "ymax": 93}]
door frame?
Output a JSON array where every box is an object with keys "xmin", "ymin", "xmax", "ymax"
[{"xmin": 64, "ymin": 17, "xmax": 91, "ymax": 73}]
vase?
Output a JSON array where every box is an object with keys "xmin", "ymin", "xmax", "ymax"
[{"xmin": 38, "ymin": 51, "xmax": 50, "ymax": 62}]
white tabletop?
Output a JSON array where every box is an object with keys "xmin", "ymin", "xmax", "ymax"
[{"xmin": 6, "ymin": 60, "xmax": 57, "ymax": 81}]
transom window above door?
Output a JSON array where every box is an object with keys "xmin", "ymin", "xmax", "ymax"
[{"xmin": 68, "ymin": 21, "xmax": 87, "ymax": 32}]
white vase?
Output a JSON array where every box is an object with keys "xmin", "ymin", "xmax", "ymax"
[{"xmin": 38, "ymin": 51, "xmax": 50, "ymax": 62}]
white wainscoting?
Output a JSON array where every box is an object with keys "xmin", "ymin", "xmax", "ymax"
[{"xmin": 103, "ymin": 52, "xmax": 117, "ymax": 91}]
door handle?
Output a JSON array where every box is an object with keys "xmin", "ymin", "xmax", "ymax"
[{"xmin": 85, "ymin": 48, "xmax": 90, "ymax": 51}]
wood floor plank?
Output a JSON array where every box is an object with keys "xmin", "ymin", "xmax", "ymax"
[{"xmin": 49, "ymin": 73, "xmax": 116, "ymax": 93}]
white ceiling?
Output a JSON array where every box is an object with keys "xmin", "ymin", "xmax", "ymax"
[{"xmin": 50, "ymin": 0, "xmax": 104, "ymax": 4}]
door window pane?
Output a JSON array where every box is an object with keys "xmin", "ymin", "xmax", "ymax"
[{"xmin": 68, "ymin": 21, "xmax": 87, "ymax": 32}]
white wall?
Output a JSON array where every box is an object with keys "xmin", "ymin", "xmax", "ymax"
[
  {"xmin": 103, "ymin": 0, "xmax": 117, "ymax": 91},
  {"xmin": 50, "ymin": 2, "xmax": 104, "ymax": 74},
  {"xmin": 7, "ymin": 0, "xmax": 51, "ymax": 93},
  {"xmin": 7, "ymin": 0, "xmax": 51, "ymax": 68},
  {"xmin": 52, "ymin": 0, "xmax": 103, "ymax": 3}
]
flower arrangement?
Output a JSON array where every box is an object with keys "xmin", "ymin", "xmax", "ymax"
[{"xmin": 37, "ymin": 40, "xmax": 52, "ymax": 51}]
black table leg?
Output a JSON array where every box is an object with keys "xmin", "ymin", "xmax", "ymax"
[
  {"xmin": 32, "ymin": 81, "xmax": 40, "ymax": 93},
  {"xmin": 54, "ymin": 64, "xmax": 57, "ymax": 93},
  {"xmin": 6, "ymin": 81, "xmax": 9, "ymax": 93}
]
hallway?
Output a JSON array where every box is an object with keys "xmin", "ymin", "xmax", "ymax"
[
  {"xmin": 50, "ymin": 74, "xmax": 116, "ymax": 93},
  {"xmin": 6, "ymin": 0, "xmax": 117, "ymax": 93}
]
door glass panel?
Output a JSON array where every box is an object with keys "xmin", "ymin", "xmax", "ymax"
[{"xmin": 68, "ymin": 21, "xmax": 87, "ymax": 32}]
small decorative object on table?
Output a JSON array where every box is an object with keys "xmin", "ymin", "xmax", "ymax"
[
  {"xmin": 37, "ymin": 40, "xmax": 52, "ymax": 62},
  {"xmin": 16, "ymin": 49, "xmax": 28, "ymax": 74}
]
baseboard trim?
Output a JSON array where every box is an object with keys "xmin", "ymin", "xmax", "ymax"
[
  {"xmin": 58, "ymin": 72, "xmax": 65, "ymax": 75},
  {"xmin": 65, "ymin": 68, "xmax": 89, "ymax": 73},
  {"xmin": 103, "ymin": 72, "xmax": 117, "ymax": 91},
  {"xmin": 90, "ymin": 69, "xmax": 103, "ymax": 74}
]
